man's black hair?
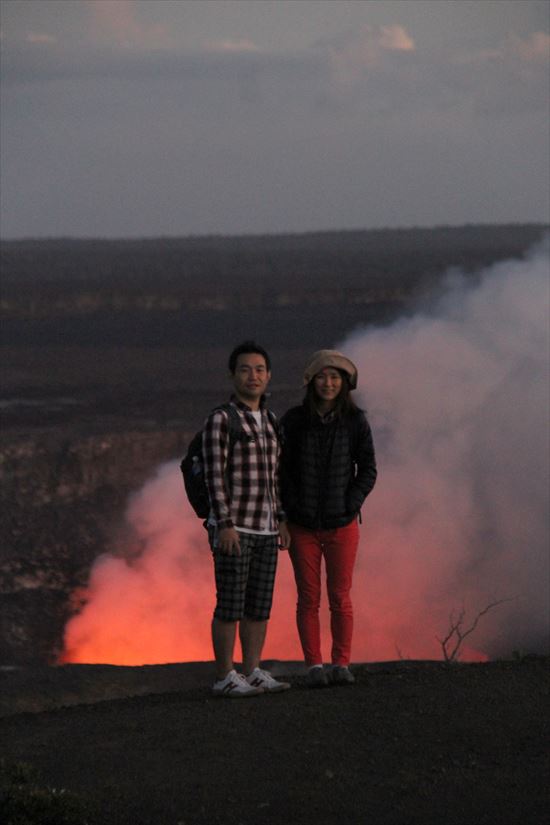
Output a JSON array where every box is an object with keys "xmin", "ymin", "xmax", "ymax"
[{"xmin": 228, "ymin": 340, "xmax": 271, "ymax": 374}]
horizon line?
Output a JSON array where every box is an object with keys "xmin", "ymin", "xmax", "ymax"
[{"xmin": 1, "ymin": 220, "xmax": 548, "ymax": 244}]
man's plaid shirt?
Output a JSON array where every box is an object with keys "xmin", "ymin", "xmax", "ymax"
[{"xmin": 202, "ymin": 397, "xmax": 285, "ymax": 532}]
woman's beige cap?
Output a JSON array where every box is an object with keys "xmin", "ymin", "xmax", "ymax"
[{"xmin": 303, "ymin": 350, "xmax": 358, "ymax": 389}]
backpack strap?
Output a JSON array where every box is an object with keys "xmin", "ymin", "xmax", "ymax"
[
  {"xmin": 214, "ymin": 402, "xmax": 245, "ymax": 450},
  {"xmin": 209, "ymin": 404, "xmax": 247, "ymax": 499},
  {"xmin": 216, "ymin": 402, "xmax": 279, "ymax": 442},
  {"xmin": 266, "ymin": 408, "xmax": 280, "ymax": 438}
]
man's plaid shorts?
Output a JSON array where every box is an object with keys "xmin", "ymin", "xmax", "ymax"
[{"xmin": 208, "ymin": 528, "xmax": 279, "ymax": 622}]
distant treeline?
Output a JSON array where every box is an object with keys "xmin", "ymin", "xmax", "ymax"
[{"xmin": 1, "ymin": 224, "xmax": 546, "ymax": 318}]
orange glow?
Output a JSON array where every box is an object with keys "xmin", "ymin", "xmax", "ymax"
[{"xmin": 61, "ymin": 462, "xmax": 490, "ymax": 666}]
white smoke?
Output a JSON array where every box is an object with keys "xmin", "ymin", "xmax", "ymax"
[
  {"xmin": 345, "ymin": 235, "xmax": 550, "ymax": 658},
  {"xmin": 63, "ymin": 237, "xmax": 549, "ymax": 664}
]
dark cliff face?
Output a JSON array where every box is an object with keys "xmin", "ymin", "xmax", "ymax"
[
  {"xmin": 0, "ymin": 430, "xmax": 189, "ymax": 664},
  {"xmin": 1, "ymin": 430, "xmax": 189, "ymax": 504}
]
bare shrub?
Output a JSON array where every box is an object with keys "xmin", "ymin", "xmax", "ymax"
[{"xmin": 437, "ymin": 598, "xmax": 513, "ymax": 663}]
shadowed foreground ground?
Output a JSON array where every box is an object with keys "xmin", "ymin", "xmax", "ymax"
[{"xmin": 1, "ymin": 657, "xmax": 548, "ymax": 825}]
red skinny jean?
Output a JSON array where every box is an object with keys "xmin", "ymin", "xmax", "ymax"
[{"xmin": 288, "ymin": 519, "xmax": 359, "ymax": 667}]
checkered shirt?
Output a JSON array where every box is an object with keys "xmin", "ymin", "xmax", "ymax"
[{"xmin": 202, "ymin": 397, "xmax": 285, "ymax": 532}]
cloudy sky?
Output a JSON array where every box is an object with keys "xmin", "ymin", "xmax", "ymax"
[{"xmin": 1, "ymin": 0, "xmax": 549, "ymax": 238}]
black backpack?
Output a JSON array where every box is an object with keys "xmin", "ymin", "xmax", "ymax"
[
  {"xmin": 180, "ymin": 404, "xmax": 243, "ymax": 519},
  {"xmin": 180, "ymin": 404, "xmax": 279, "ymax": 519}
]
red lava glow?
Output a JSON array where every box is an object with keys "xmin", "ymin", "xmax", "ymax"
[{"xmin": 61, "ymin": 462, "xmax": 488, "ymax": 666}]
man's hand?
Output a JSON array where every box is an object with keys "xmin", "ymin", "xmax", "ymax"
[
  {"xmin": 278, "ymin": 522, "xmax": 291, "ymax": 551},
  {"xmin": 218, "ymin": 527, "xmax": 241, "ymax": 556}
]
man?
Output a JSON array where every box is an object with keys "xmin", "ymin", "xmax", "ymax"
[{"xmin": 202, "ymin": 340, "xmax": 291, "ymax": 697}]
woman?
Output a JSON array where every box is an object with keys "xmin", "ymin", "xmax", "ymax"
[{"xmin": 281, "ymin": 350, "xmax": 377, "ymax": 687}]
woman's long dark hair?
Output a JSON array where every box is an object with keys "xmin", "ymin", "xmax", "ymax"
[{"xmin": 304, "ymin": 369, "xmax": 360, "ymax": 420}]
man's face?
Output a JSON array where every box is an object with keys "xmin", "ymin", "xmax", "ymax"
[{"xmin": 232, "ymin": 353, "xmax": 271, "ymax": 404}]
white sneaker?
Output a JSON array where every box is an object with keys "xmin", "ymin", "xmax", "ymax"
[
  {"xmin": 246, "ymin": 667, "xmax": 291, "ymax": 693},
  {"xmin": 212, "ymin": 669, "xmax": 263, "ymax": 698}
]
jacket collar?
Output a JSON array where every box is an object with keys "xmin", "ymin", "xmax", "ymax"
[
  {"xmin": 302, "ymin": 399, "xmax": 337, "ymax": 425},
  {"xmin": 230, "ymin": 394, "xmax": 267, "ymax": 413}
]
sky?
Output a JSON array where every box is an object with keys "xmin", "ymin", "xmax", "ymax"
[{"xmin": 1, "ymin": 0, "xmax": 549, "ymax": 239}]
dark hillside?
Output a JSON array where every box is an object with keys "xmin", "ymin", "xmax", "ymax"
[
  {"xmin": 1, "ymin": 224, "xmax": 546, "ymax": 430},
  {"xmin": 1, "ymin": 224, "xmax": 545, "ymax": 315}
]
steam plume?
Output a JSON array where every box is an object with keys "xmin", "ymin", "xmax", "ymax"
[{"xmin": 63, "ymin": 238, "xmax": 549, "ymax": 664}]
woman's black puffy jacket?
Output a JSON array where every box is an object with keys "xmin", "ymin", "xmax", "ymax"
[{"xmin": 280, "ymin": 405, "xmax": 377, "ymax": 530}]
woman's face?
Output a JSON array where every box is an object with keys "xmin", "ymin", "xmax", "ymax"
[{"xmin": 313, "ymin": 367, "xmax": 343, "ymax": 406}]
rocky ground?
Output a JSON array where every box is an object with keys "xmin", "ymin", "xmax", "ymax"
[{"xmin": 1, "ymin": 656, "xmax": 548, "ymax": 825}]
